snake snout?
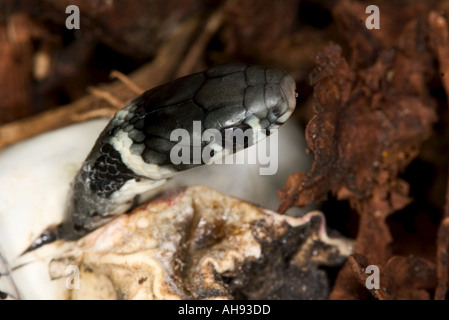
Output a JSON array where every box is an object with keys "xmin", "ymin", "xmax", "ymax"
[
  {"xmin": 262, "ymin": 68, "xmax": 297, "ymax": 129},
  {"xmin": 273, "ymin": 74, "xmax": 297, "ymax": 125}
]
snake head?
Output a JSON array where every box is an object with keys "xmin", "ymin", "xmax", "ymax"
[{"xmin": 197, "ymin": 64, "xmax": 297, "ymax": 153}]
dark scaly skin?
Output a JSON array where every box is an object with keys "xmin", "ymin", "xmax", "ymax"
[{"xmin": 25, "ymin": 63, "xmax": 297, "ymax": 253}]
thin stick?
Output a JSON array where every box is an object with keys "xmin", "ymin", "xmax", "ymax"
[
  {"xmin": 88, "ymin": 87, "xmax": 125, "ymax": 109},
  {"xmin": 348, "ymin": 254, "xmax": 392, "ymax": 300},
  {"xmin": 110, "ymin": 70, "xmax": 145, "ymax": 95},
  {"xmin": 175, "ymin": 9, "xmax": 224, "ymax": 78}
]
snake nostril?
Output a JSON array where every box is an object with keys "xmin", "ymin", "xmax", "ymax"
[
  {"xmin": 269, "ymin": 104, "xmax": 287, "ymax": 122},
  {"xmin": 272, "ymin": 105, "xmax": 282, "ymax": 117}
]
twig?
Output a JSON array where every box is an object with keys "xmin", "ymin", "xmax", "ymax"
[
  {"xmin": 88, "ymin": 87, "xmax": 125, "ymax": 109},
  {"xmin": 110, "ymin": 70, "xmax": 145, "ymax": 95},
  {"xmin": 348, "ymin": 254, "xmax": 392, "ymax": 300},
  {"xmin": 175, "ymin": 9, "xmax": 224, "ymax": 78}
]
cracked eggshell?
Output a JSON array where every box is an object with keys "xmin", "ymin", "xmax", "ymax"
[
  {"xmin": 49, "ymin": 186, "xmax": 353, "ymax": 300},
  {"xmin": 0, "ymin": 118, "xmax": 320, "ymax": 300}
]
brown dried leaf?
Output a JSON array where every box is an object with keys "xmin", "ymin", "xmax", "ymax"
[
  {"xmin": 279, "ymin": 39, "xmax": 436, "ymax": 214},
  {"xmin": 348, "ymin": 254, "xmax": 391, "ymax": 300},
  {"xmin": 334, "ymin": 0, "xmax": 441, "ymax": 68},
  {"xmin": 277, "ymin": 10, "xmax": 438, "ymax": 300},
  {"xmin": 347, "ymin": 254, "xmax": 436, "ymax": 300},
  {"xmin": 382, "ymin": 256, "xmax": 437, "ymax": 300}
]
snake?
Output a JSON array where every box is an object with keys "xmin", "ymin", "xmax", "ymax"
[{"xmin": 25, "ymin": 63, "xmax": 297, "ymax": 252}]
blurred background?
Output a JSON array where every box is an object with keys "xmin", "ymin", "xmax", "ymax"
[{"xmin": 1, "ymin": 0, "xmax": 449, "ymax": 299}]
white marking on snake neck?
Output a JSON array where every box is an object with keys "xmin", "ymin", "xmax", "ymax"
[{"xmin": 110, "ymin": 131, "xmax": 176, "ymax": 180}]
